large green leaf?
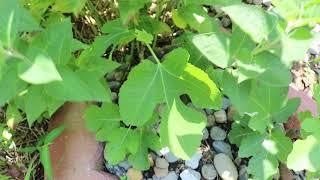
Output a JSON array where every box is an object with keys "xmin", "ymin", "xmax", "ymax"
[
  {"xmin": 119, "ymin": 48, "xmax": 221, "ymax": 126},
  {"xmin": 287, "ymin": 118, "xmax": 320, "ymax": 172},
  {"xmin": 239, "ymin": 130, "xmax": 293, "ymax": 179},
  {"xmin": 220, "ymin": 71, "xmax": 252, "ymax": 113},
  {"xmin": 25, "ymin": 86, "xmax": 47, "ymax": 126},
  {"xmin": 273, "ymin": 0, "xmax": 320, "ymax": 28},
  {"xmin": 119, "ymin": 48, "xmax": 221, "ymax": 159},
  {"xmin": 191, "ymin": 33, "xmax": 230, "ymax": 68},
  {"xmin": 0, "ymin": 66, "xmax": 27, "ymax": 106},
  {"xmin": 45, "ymin": 67, "xmax": 110, "ymax": 102},
  {"xmin": 222, "ymin": 4, "xmax": 278, "ymax": 43},
  {"xmin": 178, "ymin": 5, "xmax": 220, "ymax": 33},
  {"xmin": 160, "ymin": 99, "xmax": 206, "ymax": 159},
  {"xmin": 237, "ymin": 52, "xmax": 292, "ymax": 86},
  {"xmin": 272, "ymin": 29, "xmax": 319, "ymax": 67},
  {"xmin": 31, "ymin": 19, "xmax": 74, "ymax": 65},
  {"xmin": 287, "ymin": 132, "xmax": 320, "ymax": 172},
  {"xmin": 24, "ymin": 85, "xmax": 63, "ymax": 126},
  {"xmin": 247, "ymin": 82, "xmax": 288, "ymax": 132},
  {"xmin": 18, "ymin": 53, "xmax": 61, "ymax": 84}
]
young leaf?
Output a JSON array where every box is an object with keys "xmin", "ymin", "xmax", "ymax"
[
  {"xmin": 228, "ymin": 123, "xmax": 258, "ymax": 147},
  {"xmin": 128, "ymin": 130, "xmax": 161, "ymax": 170},
  {"xmin": 104, "ymin": 127, "xmax": 139, "ymax": 164},
  {"xmin": 18, "ymin": 53, "xmax": 62, "ymax": 84},
  {"xmin": 84, "ymin": 103, "xmax": 121, "ymax": 133},
  {"xmin": 135, "ymin": 29, "xmax": 153, "ymax": 44},
  {"xmin": 172, "ymin": 9, "xmax": 187, "ymax": 29},
  {"xmin": 222, "ymin": 3, "xmax": 278, "ymax": 43}
]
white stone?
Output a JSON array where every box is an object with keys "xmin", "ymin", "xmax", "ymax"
[
  {"xmin": 214, "ymin": 154, "xmax": 238, "ymax": 180},
  {"xmin": 156, "ymin": 158, "xmax": 169, "ymax": 169},
  {"xmin": 164, "ymin": 152, "xmax": 179, "ymax": 163},
  {"xmin": 201, "ymin": 164, "xmax": 217, "ymax": 180},
  {"xmin": 163, "ymin": 172, "xmax": 179, "ymax": 180},
  {"xmin": 180, "ymin": 168, "xmax": 201, "ymax": 180},
  {"xmin": 118, "ymin": 160, "xmax": 131, "ymax": 170},
  {"xmin": 210, "ymin": 126, "xmax": 227, "ymax": 140},
  {"xmin": 154, "ymin": 167, "xmax": 169, "ymax": 177},
  {"xmin": 214, "ymin": 110, "xmax": 227, "ymax": 123},
  {"xmin": 185, "ymin": 152, "xmax": 202, "ymax": 169},
  {"xmin": 206, "ymin": 115, "xmax": 216, "ymax": 127},
  {"xmin": 153, "ymin": 172, "xmax": 178, "ymax": 180},
  {"xmin": 262, "ymin": 0, "xmax": 271, "ymax": 6}
]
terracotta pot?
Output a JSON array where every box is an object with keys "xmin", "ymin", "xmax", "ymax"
[{"xmin": 48, "ymin": 103, "xmax": 118, "ymax": 180}]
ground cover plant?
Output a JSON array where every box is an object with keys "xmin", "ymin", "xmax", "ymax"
[{"xmin": 0, "ymin": 0, "xmax": 320, "ymax": 179}]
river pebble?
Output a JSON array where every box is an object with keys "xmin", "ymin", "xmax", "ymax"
[{"xmin": 214, "ymin": 154, "xmax": 238, "ymax": 180}]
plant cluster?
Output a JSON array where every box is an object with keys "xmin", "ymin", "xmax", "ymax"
[{"xmin": 1, "ymin": 0, "xmax": 320, "ymax": 179}]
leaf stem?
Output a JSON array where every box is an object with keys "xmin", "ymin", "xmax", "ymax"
[{"xmin": 146, "ymin": 44, "xmax": 161, "ymax": 64}]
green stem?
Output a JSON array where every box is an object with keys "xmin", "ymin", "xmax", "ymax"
[
  {"xmin": 152, "ymin": 35, "xmax": 158, "ymax": 49},
  {"xmin": 1, "ymin": 48, "xmax": 32, "ymax": 64},
  {"xmin": 108, "ymin": 45, "xmax": 117, "ymax": 61},
  {"xmin": 146, "ymin": 44, "xmax": 161, "ymax": 64},
  {"xmin": 252, "ymin": 37, "xmax": 281, "ymax": 55}
]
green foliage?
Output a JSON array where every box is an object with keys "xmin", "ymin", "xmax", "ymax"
[
  {"xmin": 1, "ymin": 0, "xmax": 320, "ymax": 179},
  {"xmin": 85, "ymin": 103, "xmax": 161, "ymax": 170},
  {"xmin": 119, "ymin": 47, "xmax": 221, "ymax": 159}
]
